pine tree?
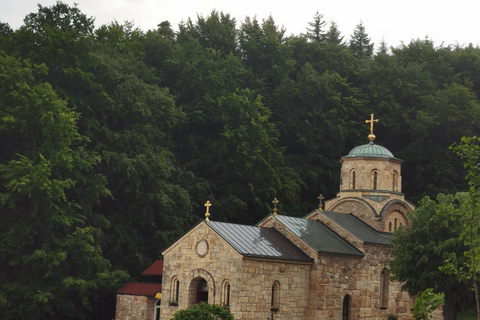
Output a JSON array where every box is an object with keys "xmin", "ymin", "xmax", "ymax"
[
  {"xmin": 306, "ymin": 11, "xmax": 326, "ymax": 43},
  {"xmin": 325, "ymin": 21, "xmax": 344, "ymax": 45},
  {"xmin": 349, "ymin": 20, "xmax": 374, "ymax": 60}
]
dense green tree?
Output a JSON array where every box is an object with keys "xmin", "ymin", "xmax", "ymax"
[
  {"xmin": 447, "ymin": 136, "xmax": 480, "ymax": 319},
  {"xmin": 0, "ymin": 53, "xmax": 127, "ymax": 320},
  {"xmin": 390, "ymin": 194, "xmax": 472, "ymax": 320},
  {"xmin": 349, "ymin": 21, "xmax": 374, "ymax": 60},
  {"xmin": 239, "ymin": 16, "xmax": 295, "ymax": 92},
  {"xmin": 177, "ymin": 11, "xmax": 238, "ymax": 56},
  {"xmin": 306, "ymin": 11, "xmax": 326, "ymax": 43},
  {"xmin": 272, "ymin": 63, "xmax": 364, "ymax": 209},
  {"xmin": 403, "ymin": 83, "xmax": 480, "ymax": 201},
  {"xmin": 325, "ymin": 21, "xmax": 344, "ymax": 46},
  {"xmin": 91, "ymin": 21, "xmax": 195, "ymax": 275}
]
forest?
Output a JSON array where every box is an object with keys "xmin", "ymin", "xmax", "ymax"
[{"xmin": 1, "ymin": 2, "xmax": 480, "ymax": 319}]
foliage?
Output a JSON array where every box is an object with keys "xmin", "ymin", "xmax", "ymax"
[
  {"xmin": 171, "ymin": 302, "xmax": 235, "ymax": 320},
  {"xmin": 349, "ymin": 21, "xmax": 374, "ymax": 60},
  {"xmin": 445, "ymin": 136, "xmax": 480, "ymax": 318},
  {"xmin": 306, "ymin": 11, "xmax": 326, "ymax": 43},
  {"xmin": 412, "ymin": 289, "xmax": 445, "ymax": 320},
  {"xmin": 0, "ymin": 53, "xmax": 127, "ymax": 319},
  {"xmin": 390, "ymin": 193, "xmax": 470, "ymax": 319}
]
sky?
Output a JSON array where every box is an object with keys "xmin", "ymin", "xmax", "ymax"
[{"xmin": 1, "ymin": 0, "xmax": 479, "ymax": 49}]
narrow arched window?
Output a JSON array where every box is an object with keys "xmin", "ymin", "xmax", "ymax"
[
  {"xmin": 342, "ymin": 295, "xmax": 351, "ymax": 320},
  {"xmin": 222, "ymin": 281, "xmax": 231, "ymax": 307},
  {"xmin": 226, "ymin": 283, "xmax": 230, "ymax": 307},
  {"xmin": 352, "ymin": 171, "xmax": 356, "ymax": 190},
  {"xmin": 388, "ymin": 221, "xmax": 392, "ymax": 232},
  {"xmin": 171, "ymin": 277, "xmax": 180, "ymax": 304},
  {"xmin": 373, "ymin": 171, "xmax": 378, "ymax": 190},
  {"xmin": 271, "ymin": 281, "xmax": 280, "ymax": 310},
  {"xmin": 380, "ymin": 269, "xmax": 389, "ymax": 309},
  {"xmin": 394, "ymin": 218, "xmax": 398, "ymax": 231},
  {"xmin": 154, "ymin": 299, "xmax": 161, "ymax": 320},
  {"xmin": 392, "ymin": 171, "xmax": 398, "ymax": 191}
]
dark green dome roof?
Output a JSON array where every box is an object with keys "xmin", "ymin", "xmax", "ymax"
[{"xmin": 343, "ymin": 142, "xmax": 401, "ymax": 160}]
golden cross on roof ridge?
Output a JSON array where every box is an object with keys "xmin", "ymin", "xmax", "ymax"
[
  {"xmin": 365, "ymin": 113, "xmax": 379, "ymax": 141},
  {"xmin": 272, "ymin": 197, "xmax": 279, "ymax": 215},
  {"xmin": 204, "ymin": 200, "xmax": 212, "ymax": 221},
  {"xmin": 317, "ymin": 194, "xmax": 324, "ymax": 210}
]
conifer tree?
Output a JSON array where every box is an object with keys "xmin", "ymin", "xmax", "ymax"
[
  {"xmin": 306, "ymin": 11, "xmax": 327, "ymax": 43},
  {"xmin": 325, "ymin": 21, "xmax": 344, "ymax": 45},
  {"xmin": 349, "ymin": 20, "xmax": 374, "ymax": 60}
]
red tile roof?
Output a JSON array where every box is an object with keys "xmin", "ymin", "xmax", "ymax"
[
  {"xmin": 141, "ymin": 260, "xmax": 164, "ymax": 276},
  {"xmin": 117, "ymin": 282, "xmax": 162, "ymax": 296}
]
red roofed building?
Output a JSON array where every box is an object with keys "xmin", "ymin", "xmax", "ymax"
[
  {"xmin": 115, "ymin": 261, "xmax": 163, "ymax": 320},
  {"xmin": 141, "ymin": 260, "xmax": 164, "ymax": 276}
]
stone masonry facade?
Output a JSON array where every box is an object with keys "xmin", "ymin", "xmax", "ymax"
[
  {"xmin": 160, "ymin": 223, "xmax": 312, "ymax": 320},
  {"xmin": 115, "ymin": 294, "xmax": 156, "ymax": 320},
  {"xmin": 160, "ymin": 218, "xmax": 419, "ymax": 320}
]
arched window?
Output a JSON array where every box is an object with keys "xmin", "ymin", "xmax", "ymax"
[
  {"xmin": 380, "ymin": 269, "xmax": 389, "ymax": 309},
  {"xmin": 388, "ymin": 221, "xmax": 392, "ymax": 232},
  {"xmin": 154, "ymin": 299, "xmax": 161, "ymax": 320},
  {"xmin": 222, "ymin": 280, "xmax": 231, "ymax": 308},
  {"xmin": 394, "ymin": 218, "xmax": 398, "ymax": 231},
  {"xmin": 370, "ymin": 170, "xmax": 378, "ymax": 190},
  {"xmin": 352, "ymin": 171, "xmax": 356, "ymax": 190},
  {"xmin": 392, "ymin": 171, "xmax": 398, "ymax": 191},
  {"xmin": 271, "ymin": 281, "xmax": 280, "ymax": 310},
  {"xmin": 342, "ymin": 295, "xmax": 351, "ymax": 320},
  {"xmin": 171, "ymin": 277, "xmax": 180, "ymax": 304}
]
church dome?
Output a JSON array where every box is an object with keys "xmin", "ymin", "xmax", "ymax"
[{"xmin": 343, "ymin": 141, "xmax": 399, "ymax": 160}]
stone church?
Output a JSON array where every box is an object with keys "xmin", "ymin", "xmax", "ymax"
[{"xmin": 115, "ymin": 115, "xmax": 427, "ymax": 320}]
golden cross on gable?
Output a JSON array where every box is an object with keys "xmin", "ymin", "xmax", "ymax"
[
  {"xmin": 272, "ymin": 197, "xmax": 279, "ymax": 215},
  {"xmin": 365, "ymin": 113, "xmax": 379, "ymax": 141},
  {"xmin": 204, "ymin": 200, "xmax": 212, "ymax": 221},
  {"xmin": 317, "ymin": 194, "xmax": 324, "ymax": 210}
]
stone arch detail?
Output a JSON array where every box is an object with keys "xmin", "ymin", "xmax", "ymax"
[
  {"xmin": 381, "ymin": 200, "xmax": 411, "ymax": 231},
  {"xmin": 380, "ymin": 200, "xmax": 411, "ymax": 220},
  {"xmin": 327, "ymin": 197, "xmax": 378, "ymax": 217},
  {"xmin": 188, "ymin": 268, "xmax": 216, "ymax": 306}
]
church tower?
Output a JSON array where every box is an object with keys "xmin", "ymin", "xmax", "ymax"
[{"xmin": 324, "ymin": 114, "xmax": 415, "ymax": 232}]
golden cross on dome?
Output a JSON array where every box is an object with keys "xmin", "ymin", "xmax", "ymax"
[
  {"xmin": 317, "ymin": 194, "xmax": 324, "ymax": 210},
  {"xmin": 365, "ymin": 113, "xmax": 379, "ymax": 141},
  {"xmin": 204, "ymin": 200, "xmax": 212, "ymax": 221},
  {"xmin": 272, "ymin": 198, "xmax": 279, "ymax": 215}
]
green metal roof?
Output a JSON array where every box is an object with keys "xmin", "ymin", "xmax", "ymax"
[
  {"xmin": 319, "ymin": 211, "xmax": 393, "ymax": 246},
  {"xmin": 342, "ymin": 141, "xmax": 402, "ymax": 161},
  {"xmin": 206, "ymin": 221, "xmax": 312, "ymax": 262},
  {"xmin": 274, "ymin": 215, "xmax": 364, "ymax": 257}
]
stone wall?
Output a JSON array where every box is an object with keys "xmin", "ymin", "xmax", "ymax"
[
  {"xmin": 237, "ymin": 259, "xmax": 312, "ymax": 320},
  {"xmin": 115, "ymin": 294, "xmax": 155, "ymax": 320},
  {"xmin": 160, "ymin": 222, "xmax": 245, "ymax": 320},
  {"xmin": 263, "ymin": 213, "xmax": 416, "ymax": 320},
  {"xmin": 161, "ymin": 221, "xmax": 313, "ymax": 320},
  {"xmin": 339, "ymin": 157, "xmax": 402, "ymax": 193},
  {"xmin": 309, "ymin": 245, "xmax": 413, "ymax": 320}
]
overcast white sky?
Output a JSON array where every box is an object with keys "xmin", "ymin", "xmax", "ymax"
[{"xmin": 1, "ymin": 0, "xmax": 479, "ymax": 49}]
